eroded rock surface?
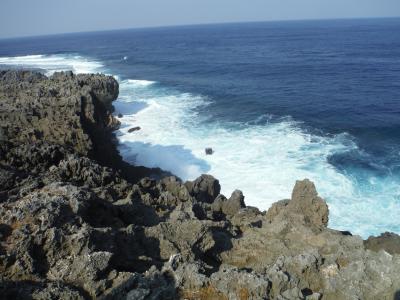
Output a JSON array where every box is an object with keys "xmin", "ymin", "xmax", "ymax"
[{"xmin": 0, "ymin": 71, "xmax": 399, "ymax": 300}]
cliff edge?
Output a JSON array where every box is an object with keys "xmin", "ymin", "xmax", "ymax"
[{"xmin": 0, "ymin": 70, "xmax": 399, "ymax": 300}]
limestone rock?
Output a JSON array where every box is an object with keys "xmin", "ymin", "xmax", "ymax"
[
  {"xmin": 185, "ymin": 174, "xmax": 221, "ymax": 203},
  {"xmin": 0, "ymin": 70, "xmax": 399, "ymax": 300},
  {"xmin": 290, "ymin": 179, "xmax": 329, "ymax": 227},
  {"xmin": 364, "ymin": 232, "xmax": 400, "ymax": 255}
]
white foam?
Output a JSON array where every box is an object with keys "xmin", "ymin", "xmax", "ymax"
[
  {"xmin": 126, "ymin": 79, "xmax": 156, "ymax": 87},
  {"xmin": 116, "ymin": 79, "xmax": 400, "ymax": 238},
  {"xmin": 0, "ymin": 54, "xmax": 103, "ymax": 75}
]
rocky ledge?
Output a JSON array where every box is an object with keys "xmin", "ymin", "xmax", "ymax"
[{"xmin": 0, "ymin": 70, "xmax": 399, "ymax": 300}]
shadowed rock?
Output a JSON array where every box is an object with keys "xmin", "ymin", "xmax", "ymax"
[{"xmin": 185, "ymin": 174, "xmax": 221, "ymax": 203}]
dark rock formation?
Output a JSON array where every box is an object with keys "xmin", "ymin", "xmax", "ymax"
[
  {"xmin": 185, "ymin": 174, "xmax": 220, "ymax": 203},
  {"xmin": 0, "ymin": 70, "xmax": 399, "ymax": 300},
  {"xmin": 128, "ymin": 126, "xmax": 141, "ymax": 133},
  {"xmin": 0, "ymin": 70, "xmax": 119, "ymax": 166},
  {"xmin": 205, "ymin": 148, "xmax": 213, "ymax": 155}
]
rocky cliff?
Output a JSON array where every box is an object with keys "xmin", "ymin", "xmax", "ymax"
[{"xmin": 0, "ymin": 70, "xmax": 399, "ymax": 300}]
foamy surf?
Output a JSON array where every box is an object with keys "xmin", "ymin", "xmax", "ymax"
[
  {"xmin": 126, "ymin": 79, "xmax": 156, "ymax": 87},
  {"xmin": 116, "ymin": 79, "xmax": 400, "ymax": 238},
  {"xmin": 1, "ymin": 54, "xmax": 399, "ymax": 238},
  {"xmin": 0, "ymin": 54, "xmax": 103, "ymax": 75}
]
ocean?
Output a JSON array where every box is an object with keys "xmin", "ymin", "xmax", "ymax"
[{"xmin": 0, "ymin": 18, "xmax": 399, "ymax": 238}]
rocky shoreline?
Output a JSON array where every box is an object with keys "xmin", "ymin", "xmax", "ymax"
[{"xmin": 0, "ymin": 70, "xmax": 399, "ymax": 300}]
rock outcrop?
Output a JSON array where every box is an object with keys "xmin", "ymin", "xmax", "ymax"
[
  {"xmin": 364, "ymin": 232, "xmax": 400, "ymax": 255},
  {"xmin": 0, "ymin": 70, "xmax": 118, "ymax": 164},
  {"xmin": 0, "ymin": 70, "xmax": 399, "ymax": 300}
]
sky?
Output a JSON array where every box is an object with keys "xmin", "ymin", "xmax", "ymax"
[{"xmin": 1, "ymin": 0, "xmax": 400, "ymax": 38}]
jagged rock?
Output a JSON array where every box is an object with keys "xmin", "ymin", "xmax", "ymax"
[
  {"xmin": 0, "ymin": 70, "xmax": 120, "ymax": 166},
  {"xmin": 219, "ymin": 182, "xmax": 400, "ymax": 299},
  {"xmin": 0, "ymin": 70, "xmax": 399, "ymax": 300},
  {"xmin": 185, "ymin": 174, "xmax": 220, "ymax": 203},
  {"xmin": 209, "ymin": 266, "xmax": 271, "ymax": 300},
  {"xmin": 159, "ymin": 176, "xmax": 191, "ymax": 203},
  {"xmin": 0, "ymin": 281, "xmax": 85, "ymax": 300},
  {"xmin": 364, "ymin": 232, "xmax": 400, "ymax": 255},
  {"xmin": 224, "ymin": 190, "xmax": 246, "ymax": 216},
  {"xmin": 144, "ymin": 218, "xmax": 233, "ymax": 264},
  {"xmin": 290, "ymin": 179, "xmax": 329, "ymax": 227},
  {"xmin": 229, "ymin": 206, "xmax": 263, "ymax": 230},
  {"xmin": 266, "ymin": 179, "xmax": 329, "ymax": 228},
  {"xmin": 74, "ymin": 73, "xmax": 119, "ymax": 110},
  {"xmin": 169, "ymin": 258, "xmax": 271, "ymax": 300},
  {"xmin": 210, "ymin": 190, "xmax": 246, "ymax": 222}
]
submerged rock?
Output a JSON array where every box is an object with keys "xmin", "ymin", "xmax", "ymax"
[
  {"xmin": 128, "ymin": 126, "xmax": 141, "ymax": 133},
  {"xmin": 205, "ymin": 147, "xmax": 213, "ymax": 155},
  {"xmin": 0, "ymin": 70, "xmax": 399, "ymax": 300}
]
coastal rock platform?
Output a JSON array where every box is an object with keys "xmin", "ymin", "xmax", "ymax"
[{"xmin": 0, "ymin": 70, "xmax": 399, "ymax": 300}]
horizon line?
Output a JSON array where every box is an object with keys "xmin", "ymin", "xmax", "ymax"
[{"xmin": 1, "ymin": 15, "xmax": 399, "ymax": 41}]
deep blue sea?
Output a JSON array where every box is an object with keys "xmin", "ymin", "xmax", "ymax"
[{"xmin": 1, "ymin": 18, "xmax": 399, "ymax": 237}]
